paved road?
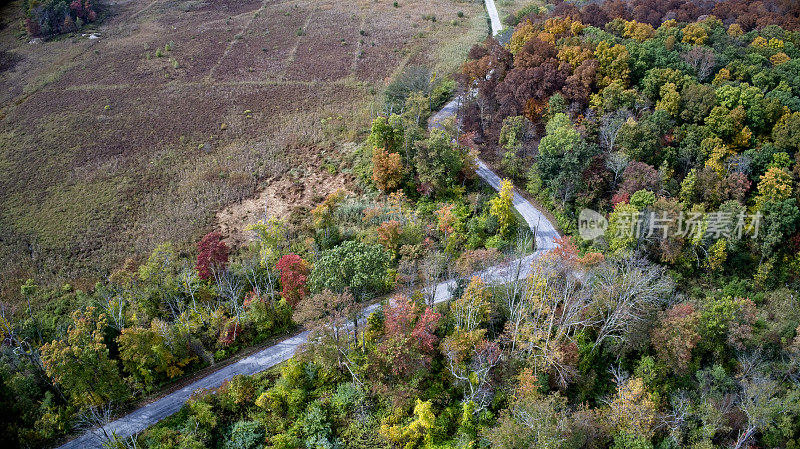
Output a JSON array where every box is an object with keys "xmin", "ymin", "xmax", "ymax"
[
  {"xmin": 56, "ymin": 1, "xmax": 551, "ymax": 447},
  {"xmin": 475, "ymin": 159, "xmax": 559, "ymax": 252},
  {"xmin": 485, "ymin": 0, "xmax": 502, "ymax": 36}
]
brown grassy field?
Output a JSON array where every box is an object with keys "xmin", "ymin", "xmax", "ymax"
[{"xmin": 0, "ymin": 0, "xmax": 488, "ymax": 299}]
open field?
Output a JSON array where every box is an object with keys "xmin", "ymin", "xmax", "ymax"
[{"xmin": 0, "ymin": 0, "xmax": 488, "ymax": 300}]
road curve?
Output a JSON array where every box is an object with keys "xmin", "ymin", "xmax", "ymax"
[{"xmin": 56, "ymin": 1, "xmax": 556, "ymax": 447}]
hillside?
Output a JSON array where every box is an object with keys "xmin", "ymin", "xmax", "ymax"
[{"xmin": 0, "ymin": 0, "xmax": 486, "ymax": 299}]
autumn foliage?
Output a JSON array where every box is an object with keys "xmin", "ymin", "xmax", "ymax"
[
  {"xmin": 25, "ymin": 0, "xmax": 99, "ymax": 37},
  {"xmin": 196, "ymin": 231, "xmax": 229, "ymax": 280},
  {"xmin": 378, "ymin": 295, "xmax": 441, "ymax": 378},
  {"xmin": 275, "ymin": 254, "xmax": 310, "ymax": 308},
  {"xmin": 372, "ymin": 148, "xmax": 404, "ymax": 192},
  {"xmin": 650, "ymin": 303, "xmax": 701, "ymax": 373}
]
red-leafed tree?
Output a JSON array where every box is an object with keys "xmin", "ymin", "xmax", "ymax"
[
  {"xmin": 411, "ymin": 307, "xmax": 442, "ymax": 354},
  {"xmin": 25, "ymin": 18, "xmax": 40, "ymax": 36},
  {"xmin": 616, "ymin": 161, "xmax": 661, "ymax": 198},
  {"xmin": 275, "ymin": 254, "xmax": 310, "ymax": 308},
  {"xmin": 494, "ymin": 38, "xmax": 570, "ymax": 125},
  {"xmin": 650, "ymin": 302, "xmax": 701, "ymax": 374},
  {"xmin": 70, "ymin": 0, "xmax": 85, "ymax": 18},
  {"xmin": 378, "ymin": 295, "xmax": 441, "ymax": 378},
  {"xmin": 196, "ymin": 231, "xmax": 229, "ymax": 280}
]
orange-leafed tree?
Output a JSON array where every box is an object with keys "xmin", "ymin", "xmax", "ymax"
[{"xmin": 372, "ymin": 148, "xmax": 404, "ymax": 192}]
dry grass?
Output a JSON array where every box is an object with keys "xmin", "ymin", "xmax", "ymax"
[
  {"xmin": 0, "ymin": 0, "xmax": 487, "ymax": 300},
  {"xmin": 494, "ymin": 0, "xmax": 546, "ymax": 27}
]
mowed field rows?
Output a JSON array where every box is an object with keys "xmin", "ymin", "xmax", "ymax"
[{"xmin": 0, "ymin": 0, "xmax": 488, "ymax": 299}]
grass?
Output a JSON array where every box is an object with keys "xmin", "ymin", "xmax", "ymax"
[
  {"xmin": 494, "ymin": 0, "xmax": 545, "ymax": 26},
  {"xmin": 433, "ymin": 12, "xmax": 489, "ymax": 75}
]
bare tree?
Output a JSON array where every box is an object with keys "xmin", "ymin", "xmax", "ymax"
[
  {"xmin": 443, "ymin": 339, "xmax": 502, "ymax": 411},
  {"xmin": 732, "ymin": 362, "xmax": 785, "ymax": 449},
  {"xmin": 605, "ymin": 151, "xmax": 630, "ymax": 188},
  {"xmin": 213, "ymin": 269, "xmax": 245, "ymax": 326},
  {"xmin": 664, "ymin": 391, "xmax": 691, "ymax": 445},
  {"xmin": 76, "ymin": 404, "xmax": 139, "ymax": 448},
  {"xmin": 683, "ymin": 46, "xmax": 716, "ymax": 81},
  {"xmin": 504, "ymin": 255, "xmax": 593, "ymax": 388},
  {"xmin": 99, "ymin": 287, "xmax": 127, "ymax": 331},
  {"xmin": 178, "ymin": 264, "xmax": 200, "ymax": 310},
  {"xmin": 497, "ymin": 241, "xmax": 536, "ymax": 353},
  {"xmin": 295, "ymin": 290, "xmax": 363, "ymax": 386},
  {"xmin": 590, "ymin": 255, "xmax": 674, "ymax": 349},
  {"xmin": 600, "ymin": 110, "xmax": 631, "ymax": 153},
  {"xmin": 608, "ymin": 362, "xmax": 629, "ymax": 386},
  {"xmin": 419, "ymin": 250, "xmax": 448, "ymax": 306}
]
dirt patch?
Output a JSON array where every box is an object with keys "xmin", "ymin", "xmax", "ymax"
[{"xmin": 215, "ymin": 149, "xmax": 353, "ymax": 247}]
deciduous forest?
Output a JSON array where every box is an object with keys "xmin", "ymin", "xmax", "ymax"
[{"xmin": 2, "ymin": 0, "xmax": 800, "ymax": 448}]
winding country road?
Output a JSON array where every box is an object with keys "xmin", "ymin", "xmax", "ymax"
[{"xmin": 56, "ymin": 1, "xmax": 558, "ymax": 447}]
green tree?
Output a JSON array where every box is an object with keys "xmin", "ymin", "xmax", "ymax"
[
  {"xmin": 413, "ymin": 128, "xmax": 467, "ymax": 195},
  {"xmin": 680, "ymin": 83, "xmax": 717, "ymax": 124},
  {"xmin": 773, "ymin": 112, "xmax": 800, "ymax": 152},
  {"xmin": 704, "ymin": 106, "xmax": 738, "ymax": 141},
  {"xmin": 606, "ymin": 203, "xmax": 640, "ymax": 254},
  {"xmin": 117, "ymin": 322, "xmax": 197, "ymax": 392},
  {"xmin": 402, "ymin": 91, "xmax": 431, "ymax": 128},
  {"xmin": 499, "ymin": 115, "xmax": 526, "ymax": 151},
  {"xmin": 309, "ymin": 240, "xmax": 390, "ymax": 299},
  {"xmin": 224, "ymin": 420, "xmax": 264, "ymax": 449},
  {"xmin": 655, "ymin": 82, "xmax": 680, "ymax": 116},
  {"xmin": 629, "ymin": 190, "xmax": 656, "ymax": 209},
  {"xmin": 536, "ymin": 113, "xmax": 596, "ymax": 207},
  {"xmin": 617, "ymin": 111, "xmax": 670, "ymax": 163},
  {"xmin": 368, "ymin": 115, "xmax": 403, "ymax": 153},
  {"xmin": 757, "ymin": 198, "xmax": 800, "ymax": 258},
  {"xmin": 247, "ymin": 217, "xmax": 285, "ymax": 268},
  {"xmin": 40, "ymin": 308, "xmax": 128, "ymax": 408},
  {"xmin": 499, "ymin": 116, "xmax": 527, "ymax": 179}
]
